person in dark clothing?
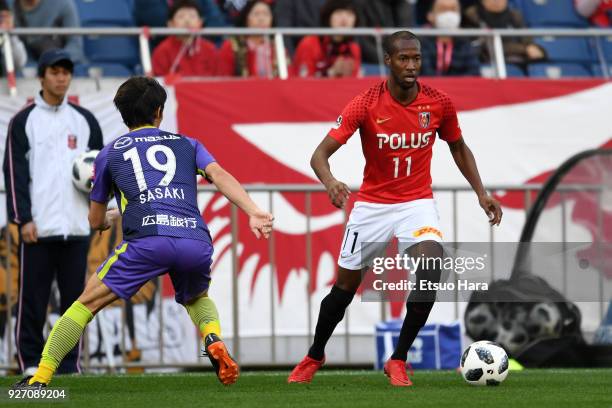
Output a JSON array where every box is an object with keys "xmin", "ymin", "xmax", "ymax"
[
  {"xmin": 417, "ymin": 0, "xmax": 478, "ymax": 25},
  {"xmin": 420, "ymin": 0, "xmax": 480, "ymax": 76},
  {"xmin": 463, "ymin": 0, "xmax": 546, "ymax": 68},
  {"xmin": 354, "ymin": 0, "xmax": 414, "ymax": 63},
  {"xmin": 135, "ymin": 0, "xmax": 228, "ymax": 48},
  {"xmin": 291, "ymin": 0, "xmax": 361, "ymax": 77},
  {"xmin": 274, "ymin": 0, "xmax": 327, "ymax": 52},
  {"xmin": 217, "ymin": 0, "xmax": 275, "ymax": 25}
]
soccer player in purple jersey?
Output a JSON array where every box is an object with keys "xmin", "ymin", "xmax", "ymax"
[{"xmin": 15, "ymin": 76, "xmax": 274, "ymax": 388}]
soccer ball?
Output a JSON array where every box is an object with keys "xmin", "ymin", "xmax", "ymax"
[
  {"xmin": 460, "ymin": 341, "xmax": 509, "ymax": 386},
  {"xmin": 72, "ymin": 150, "xmax": 99, "ymax": 193}
]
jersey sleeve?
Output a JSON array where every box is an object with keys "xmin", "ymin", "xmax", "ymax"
[
  {"xmin": 90, "ymin": 148, "xmax": 113, "ymax": 204},
  {"xmin": 192, "ymin": 139, "xmax": 216, "ymax": 179},
  {"xmin": 438, "ymin": 95, "xmax": 462, "ymax": 143},
  {"xmin": 327, "ymin": 93, "xmax": 367, "ymax": 145}
]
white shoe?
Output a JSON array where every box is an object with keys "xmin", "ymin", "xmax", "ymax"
[{"xmin": 24, "ymin": 367, "xmax": 37, "ymax": 376}]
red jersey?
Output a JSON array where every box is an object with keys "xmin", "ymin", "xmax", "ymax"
[
  {"xmin": 591, "ymin": 0, "xmax": 612, "ymax": 26},
  {"xmin": 575, "ymin": 0, "xmax": 612, "ymax": 26},
  {"xmin": 152, "ymin": 36, "xmax": 219, "ymax": 77},
  {"xmin": 327, "ymin": 81, "xmax": 462, "ymax": 204},
  {"xmin": 291, "ymin": 35, "xmax": 361, "ymax": 78}
]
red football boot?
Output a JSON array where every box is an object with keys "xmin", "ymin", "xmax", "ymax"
[
  {"xmin": 384, "ymin": 359, "xmax": 413, "ymax": 387},
  {"xmin": 288, "ymin": 355, "xmax": 325, "ymax": 383}
]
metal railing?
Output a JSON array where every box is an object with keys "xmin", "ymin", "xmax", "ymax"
[
  {"xmin": 2, "ymin": 27, "xmax": 612, "ymax": 96},
  {"xmin": 0, "ymin": 182, "xmax": 607, "ymax": 371}
]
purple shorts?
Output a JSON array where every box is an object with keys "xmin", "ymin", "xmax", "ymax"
[{"xmin": 96, "ymin": 236, "xmax": 213, "ymax": 304}]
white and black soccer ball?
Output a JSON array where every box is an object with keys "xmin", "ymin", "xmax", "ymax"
[
  {"xmin": 72, "ymin": 150, "xmax": 99, "ymax": 193},
  {"xmin": 460, "ymin": 341, "xmax": 509, "ymax": 386}
]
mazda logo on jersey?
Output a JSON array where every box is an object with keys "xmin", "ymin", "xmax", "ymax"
[
  {"xmin": 418, "ymin": 112, "xmax": 430, "ymax": 129},
  {"xmin": 113, "ymin": 136, "xmax": 133, "ymax": 149}
]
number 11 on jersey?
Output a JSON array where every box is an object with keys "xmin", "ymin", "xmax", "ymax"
[{"xmin": 393, "ymin": 156, "xmax": 412, "ymax": 178}]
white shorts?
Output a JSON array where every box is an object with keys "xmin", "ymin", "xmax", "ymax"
[{"xmin": 337, "ymin": 199, "xmax": 443, "ymax": 270}]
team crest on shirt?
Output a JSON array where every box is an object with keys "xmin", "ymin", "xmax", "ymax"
[
  {"xmin": 67, "ymin": 134, "xmax": 77, "ymax": 149},
  {"xmin": 333, "ymin": 115, "xmax": 343, "ymax": 129},
  {"xmin": 418, "ymin": 112, "xmax": 430, "ymax": 129}
]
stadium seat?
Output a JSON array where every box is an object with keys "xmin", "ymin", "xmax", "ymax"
[
  {"xmin": 521, "ymin": 0, "xmax": 588, "ymax": 27},
  {"xmin": 480, "ymin": 64, "xmax": 526, "ymax": 78},
  {"xmin": 73, "ymin": 63, "xmax": 133, "ymax": 77},
  {"xmin": 84, "ymin": 26, "xmax": 140, "ymax": 67},
  {"xmin": 362, "ymin": 63, "xmax": 389, "ymax": 77},
  {"xmin": 133, "ymin": 64, "xmax": 144, "ymax": 75},
  {"xmin": 508, "ymin": 0, "xmax": 522, "ymax": 9},
  {"xmin": 591, "ymin": 63, "xmax": 612, "ymax": 77},
  {"xmin": 528, "ymin": 63, "xmax": 592, "ymax": 78},
  {"xmin": 598, "ymin": 36, "xmax": 612, "ymax": 61},
  {"xmin": 75, "ymin": 0, "xmax": 134, "ymax": 27},
  {"xmin": 124, "ymin": 0, "xmax": 135, "ymax": 12},
  {"xmin": 534, "ymin": 37, "xmax": 595, "ymax": 63},
  {"xmin": 506, "ymin": 63, "xmax": 526, "ymax": 77}
]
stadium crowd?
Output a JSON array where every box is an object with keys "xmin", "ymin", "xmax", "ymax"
[{"xmin": 0, "ymin": 0, "xmax": 611, "ymax": 79}]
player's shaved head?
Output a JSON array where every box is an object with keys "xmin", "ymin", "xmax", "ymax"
[
  {"xmin": 114, "ymin": 76, "xmax": 167, "ymax": 129},
  {"xmin": 383, "ymin": 30, "xmax": 420, "ymax": 56}
]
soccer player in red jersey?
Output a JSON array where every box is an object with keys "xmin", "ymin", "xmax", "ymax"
[{"xmin": 288, "ymin": 31, "xmax": 502, "ymax": 387}]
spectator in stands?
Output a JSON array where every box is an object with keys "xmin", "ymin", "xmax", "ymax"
[
  {"xmin": 0, "ymin": 0, "xmax": 27, "ymax": 75},
  {"xmin": 135, "ymin": 0, "xmax": 228, "ymax": 48},
  {"xmin": 152, "ymin": 0, "xmax": 219, "ymax": 77},
  {"xmin": 420, "ymin": 0, "xmax": 480, "ymax": 76},
  {"xmin": 418, "ymin": 0, "xmax": 478, "ymax": 25},
  {"xmin": 12, "ymin": 0, "xmax": 85, "ymax": 63},
  {"xmin": 353, "ymin": 0, "xmax": 414, "ymax": 63},
  {"xmin": 135, "ymin": 0, "xmax": 228, "ymax": 28},
  {"xmin": 218, "ymin": 0, "xmax": 280, "ymax": 77},
  {"xmin": 575, "ymin": 0, "xmax": 612, "ymax": 27},
  {"xmin": 217, "ymin": 0, "xmax": 275, "ymax": 25},
  {"xmin": 463, "ymin": 0, "xmax": 546, "ymax": 68},
  {"xmin": 275, "ymin": 0, "xmax": 326, "ymax": 51},
  {"xmin": 291, "ymin": 0, "xmax": 361, "ymax": 78}
]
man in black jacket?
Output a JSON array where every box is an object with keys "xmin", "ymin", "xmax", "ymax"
[
  {"xmin": 275, "ymin": 0, "xmax": 327, "ymax": 52},
  {"xmin": 354, "ymin": 0, "xmax": 415, "ymax": 63}
]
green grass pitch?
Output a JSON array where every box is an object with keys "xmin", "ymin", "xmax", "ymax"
[{"xmin": 2, "ymin": 369, "xmax": 611, "ymax": 408}]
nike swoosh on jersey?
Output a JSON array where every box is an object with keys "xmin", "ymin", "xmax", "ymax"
[{"xmin": 376, "ymin": 117, "xmax": 391, "ymax": 124}]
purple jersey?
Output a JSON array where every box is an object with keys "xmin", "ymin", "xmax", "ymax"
[{"xmin": 91, "ymin": 127, "xmax": 215, "ymax": 242}]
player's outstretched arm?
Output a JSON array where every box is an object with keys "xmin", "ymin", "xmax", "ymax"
[
  {"xmin": 311, "ymin": 136, "xmax": 351, "ymax": 209},
  {"xmin": 447, "ymin": 137, "xmax": 503, "ymax": 226},
  {"xmin": 204, "ymin": 162, "xmax": 274, "ymax": 239}
]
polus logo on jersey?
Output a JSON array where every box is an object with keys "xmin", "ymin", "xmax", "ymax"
[
  {"xmin": 377, "ymin": 132, "xmax": 433, "ymax": 150},
  {"xmin": 418, "ymin": 112, "xmax": 430, "ymax": 129}
]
